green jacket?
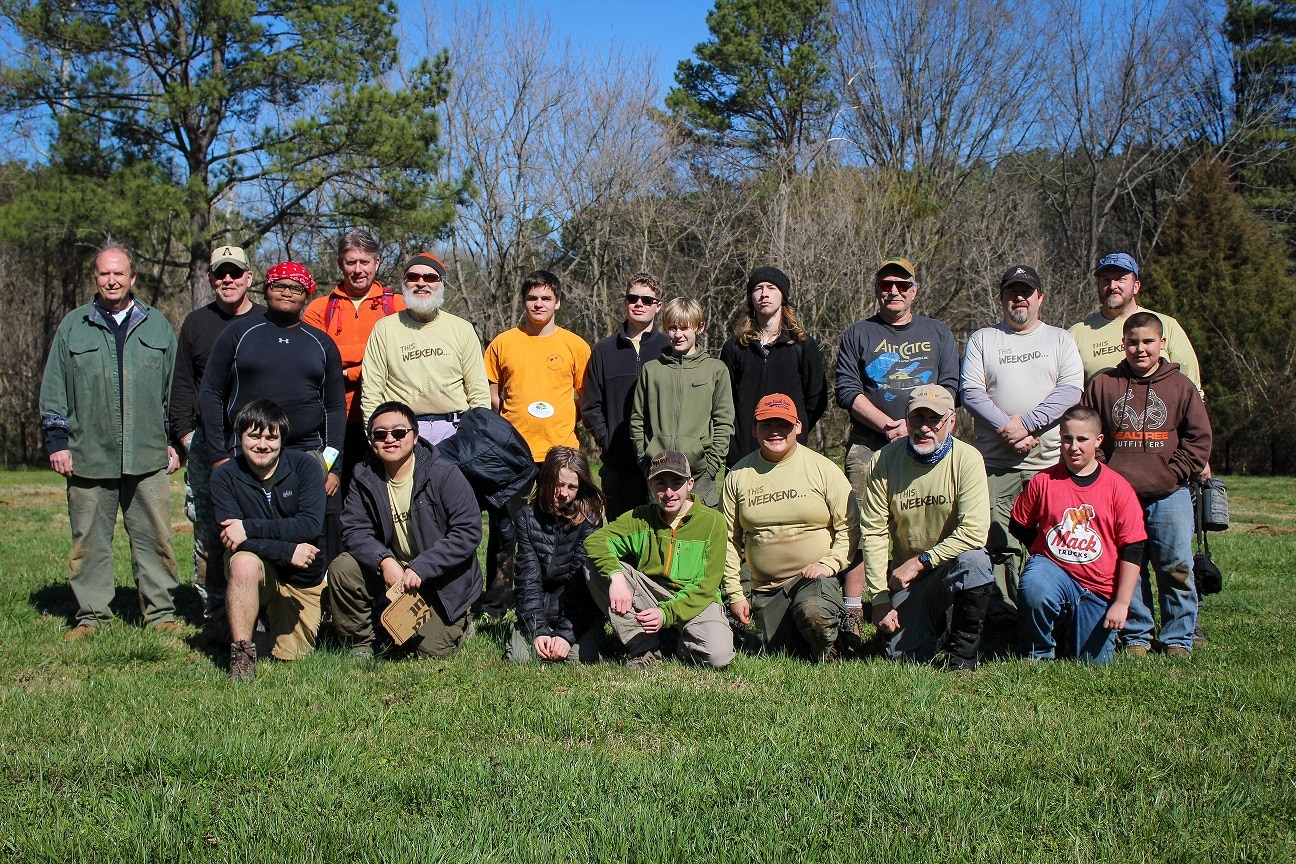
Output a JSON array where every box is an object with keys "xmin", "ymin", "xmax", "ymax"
[
  {"xmin": 585, "ymin": 498, "xmax": 727, "ymax": 628},
  {"xmin": 631, "ymin": 350, "xmax": 734, "ymax": 478},
  {"xmin": 40, "ymin": 299, "xmax": 177, "ymax": 479}
]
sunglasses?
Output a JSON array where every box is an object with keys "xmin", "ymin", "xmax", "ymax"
[
  {"xmin": 404, "ymin": 272, "xmax": 443, "ymax": 284},
  {"xmin": 625, "ymin": 293, "xmax": 659, "ymax": 306},
  {"xmin": 211, "ymin": 265, "xmax": 248, "ymax": 280},
  {"xmin": 370, "ymin": 427, "xmax": 413, "ymax": 442},
  {"xmin": 877, "ymin": 280, "xmax": 915, "ymax": 294}
]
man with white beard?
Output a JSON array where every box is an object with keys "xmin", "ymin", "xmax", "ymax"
[
  {"xmin": 858, "ymin": 386, "xmax": 994, "ymax": 670},
  {"xmin": 360, "ymin": 252, "xmax": 491, "ymax": 443}
]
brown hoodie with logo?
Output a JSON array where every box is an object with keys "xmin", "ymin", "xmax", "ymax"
[{"xmin": 1082, "ymin": 359, "xmax": 1212, "ymax": 501}]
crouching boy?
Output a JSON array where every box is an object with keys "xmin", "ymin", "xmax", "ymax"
[
  {"xmin": 584, "ymin": 450, "xmax": 735, "ymax": 669},
  {"xmin": 329, "ymin": 401, "xmax": 484, "ymax": 658},
  {"xmin": 1011, "ymin": 406, "xmax": 1146, "ymax": 664},
  {"xmin": 211, "ymin": 399, "xmax": 327, "ymax": 681}
]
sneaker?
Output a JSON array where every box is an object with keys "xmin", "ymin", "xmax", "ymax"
[
  {"xmin": 624, "ymin": 649, "xmax": 664, "ymax": 670},
  {"xmin": 64, "ymin": 624, "xmax": 98, "ymax": 641},
  {"xmin": 228, "ymin": 640, "xmax": 257, "ymax": 682},
  {"xmin": 152, "ymin": 620, "xmax": 186, "ymax": 635},
  {"xmin": 1165, "ymin": 646, "xmax": 1192, "ymax": 658},
  {"xmin": 1124, "ymin": 644, "xmax": 1150, "ymax": 658}
]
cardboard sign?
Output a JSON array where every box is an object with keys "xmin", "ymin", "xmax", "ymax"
[{"xmin": 381, "ymin": 584, "xmax": 432, "ymax": 645}]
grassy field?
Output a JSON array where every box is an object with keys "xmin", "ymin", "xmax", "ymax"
[{"xmin": 1, "ymin": 468, "xmax": 1293, "ymax": 862}]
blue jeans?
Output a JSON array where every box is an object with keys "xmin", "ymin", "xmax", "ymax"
[
  {"xmin": 1017, "ymin": 555, "xmax": 1119, "ymax": 665},
  {"xmin": 1122, "ymin": 486, "xmax": 1197, "ymax": 650}
]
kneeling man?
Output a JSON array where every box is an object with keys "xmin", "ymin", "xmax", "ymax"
[
  {"xmin": 1011, "ymin": 406, "xmax": 1145, "ymax": 664},
  {"xmin": 330, "ymin": 401, "xmax": 483, "ymax": 658},
  {"xmin": 860, "ymin": 386, "xmax": 994, "ymax": 669},
  {"xmin": 211, "ymin": 399, "xmax": 326, "ymax": 681},
  {"xmin": 585, "ymin": 450, "xmax": 735, "ymax": 669},
  {"xmin": 723, "ymin": 394, "xmax": 857, "ymax": 659}
]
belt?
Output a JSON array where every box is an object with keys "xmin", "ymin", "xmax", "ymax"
[{"xmin": 416, "ymin": 412, "xmax": 463, "ymax": 423}]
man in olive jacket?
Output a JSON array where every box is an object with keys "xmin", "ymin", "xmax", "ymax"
[{"xmin": 40, "ymin": 244, "xmax": 181, "ymax": 639}]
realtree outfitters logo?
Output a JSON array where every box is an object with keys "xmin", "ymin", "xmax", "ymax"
[{"xmin": 1045, "ymin": 504, "xmax": 1103, "ymax": 564}]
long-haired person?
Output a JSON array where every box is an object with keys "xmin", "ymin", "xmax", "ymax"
[{"xmin": 506, "ymin": 446, "xmax": 607, "ymax": 663}]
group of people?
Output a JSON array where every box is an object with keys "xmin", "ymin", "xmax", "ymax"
[{"xmin": 39, "ymin": 234, "xmax": 1212, "ymax": 679}]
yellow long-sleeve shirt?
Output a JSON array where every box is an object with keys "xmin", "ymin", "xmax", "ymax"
[
  {"xmin": 859, "ymin": 438, "xmax": 991, "ymax": 604},
  {"xmin": 722, "ymin": 444, "xmax": 858, "ymax": 600},
  {"xmin": 360, "ymin": 310, "xmax": 491, "ymax": 423}
]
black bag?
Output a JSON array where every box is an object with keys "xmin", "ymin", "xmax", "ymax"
[
  {"xmin": 1194, "ymin": 531, "xmax": 1223, "ymax": 597},
  {"xmin": 1191, "ymin": 478, "xmax": 1229, "ymax": 532}
]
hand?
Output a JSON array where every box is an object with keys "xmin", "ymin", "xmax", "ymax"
[
  {"xmin": 800, "ymin": 562, "xmax": 833, "ymax": 580},
  {"xmin": 997, "ymin": 415, "xmax": 1031, "ymax": 446},
  {"xmin": 729, "ymin": 598, "xmax": 751, "ymax": 625},
  {"xmin": 49, "ymin": 449, "xmax": 73, "ymax": 477},
  {"xmin": 1199, "ymin": 463, "xmax": 1212, "ymax": 482},
  {"xmin": 219, "ymin": 518, "xmax": 247, "ymax": 551},
  {"xmin": 1104, "ymin": 600, "xmax": 1130, "ymax": 631},
  {"xmin": 533, "ymin": 635, "xmax": 554, "ymax": 659},
  {"xmin": 402, "ymin": 568, "xmax": 423, "ymax": 591},
  {"xmin": 888, "ymin": 555, "xmax": 925, "ymax": 593},
  {"xmin": 608, "ymin": 573, "xmax": 634, "ymax": 616},
  {"xmin": 1013, "ymin": 435, "xmax": 1039, "ymax": 455},
  {"xmin": 635, "ymin": 606, "xmax": 665, "ymax": 633},
  {"xmin": 548, "ymin": 636, "xmax": 571, "ymax": 660},
  {"xmin": 380, "ymin": 557, "xmax": 405, "ymax": 589},
  {"xmin": 290, "ymin": 543, "xmax": 319, "ymax": 569},
  {"xmin": 872, "ymin": 602, "xmax": 899, "ymax": 634},
  {"xmin": 167, "ymin": 445, "xmax": 180, "ymax": 475},
  {"xmin": 325, "ymin": 471, "xmax": 341, "ymax": 497},
  {"xmin": 883, "ymin": 418, "xmax": 909, "ymax": 441}
]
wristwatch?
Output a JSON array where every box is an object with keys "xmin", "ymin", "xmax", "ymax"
[{"xmin": 918, "ymin": 552, "xmax": 933, "ymax": 571}]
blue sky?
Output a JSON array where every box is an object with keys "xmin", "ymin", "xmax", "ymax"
[{"xmin": 399, "ymin": 0, "xmax": 714, "ymax": 97}]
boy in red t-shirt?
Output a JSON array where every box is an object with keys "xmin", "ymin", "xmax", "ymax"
[{"xmin": 1010, "ymin": 406, "xmax": 1146, "ymax": 664}]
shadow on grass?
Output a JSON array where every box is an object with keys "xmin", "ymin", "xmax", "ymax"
[{"xmin": 30, "ymin": 581, "xmax": 210, "ymax": 628}]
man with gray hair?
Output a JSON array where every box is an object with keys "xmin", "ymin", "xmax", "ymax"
[
  {"xmin": 40, "ymin": 243, "xmax": 182, "ymax": 639},
  {"xmin": 360, "ymin": 252, "xmax": 491, "ymax": 443},
  {"xmin": 304, "ymin": 229, "xmax": 405, "ymax": 555}
]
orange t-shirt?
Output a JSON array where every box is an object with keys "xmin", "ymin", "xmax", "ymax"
[
  {"xmin": 303, "ymin": 282, "xmax": 406, "ymax": 423},
  {"xmin": 483, "ymin": 326, "xmax": 590, "ymax": 461}
]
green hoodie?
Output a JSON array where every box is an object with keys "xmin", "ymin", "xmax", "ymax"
[
  {"xmin": 585, "ymin": 497, "xmax": 727, "ymax": 628},
  {"xmin": 630, "ymin": 349, "xmax": 734, "ymax": 478}
]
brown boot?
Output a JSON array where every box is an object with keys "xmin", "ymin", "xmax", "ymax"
[{"xmin": 228, "ymin": 640, "xmax": 257, "ymax": 682}]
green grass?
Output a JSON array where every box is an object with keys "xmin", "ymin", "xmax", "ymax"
[{"xmin": 1, "ymin": 469, "xmax": 1294, "ymax": 862}]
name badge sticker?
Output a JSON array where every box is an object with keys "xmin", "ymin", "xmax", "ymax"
[{"xmin": 528, "ymin": 401, "xmax": 555, "ymax": 418}]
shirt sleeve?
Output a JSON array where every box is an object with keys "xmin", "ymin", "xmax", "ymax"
[{"xmin": 721, "ymin": 472, "xmax": 745, "ymax": 604}]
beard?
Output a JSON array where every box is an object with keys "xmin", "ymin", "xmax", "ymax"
[
  {"xmin": 1009, "ymin": 308, "xmax": 1030, "ymax": 325},
  {"xmin": 1103, "ymin": 293, "xmax": 1129, "ymax": 311},
  {"xmin": 909, "ymin": 433, "xmax": 940, "ymax": 455},
  {"xmin": 403, "ymin": 285, "xmax": 445, "ymax": 319}
]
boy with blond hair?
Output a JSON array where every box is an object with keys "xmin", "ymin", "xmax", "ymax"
[{"xmin": 631, "ymin": 296, "xmax": 734, "ymax": 508}]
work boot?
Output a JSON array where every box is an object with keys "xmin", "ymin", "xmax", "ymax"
[
  {"xmin": 836, "ymin": 607, "xmax": 864, "ymax": 658},
  {"xmin": 941, "ymin": 583, "xmax": 992, "ymax": 671},
  {"xmin": 228, "ymin": 640, "xmax": 257, "ymax": 682}
]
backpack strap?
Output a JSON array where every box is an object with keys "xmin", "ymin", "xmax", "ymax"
[{"xmin": 324, "ymin": 294, "xmax": 340, "ymax": 331}]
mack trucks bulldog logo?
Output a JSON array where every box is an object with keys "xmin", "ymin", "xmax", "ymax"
[{"xmin": 1045, "ymin": 504, "xmax": 1102, "ymax": 564}]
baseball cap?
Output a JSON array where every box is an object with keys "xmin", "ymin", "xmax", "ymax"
[
  {"xmin": 647, "ymin": 450, "xmax": 691, "ymax": 481},
  {"xmin": 999, "ymin": 265, "xmax": 1042, "ymax": 294},
  {"xmin": 754, "ymin": 393, "xmax": 799, "ymax": 424},
  {"xmin": 876, "ymin": 258, "xmax": 916, "ymax": 280},
  {"xmin": 907, "ymin": 385, "xmax": 955, "ymax": 418},
  {"xmin": 210, "ymin": 245, "xmax": 249, "ymax": 271},
  {"xmin": 1093, "ymin": 253, "xmax": 1138, "ymax": 277}
]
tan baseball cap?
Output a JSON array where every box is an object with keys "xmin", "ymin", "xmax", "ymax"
[
  {"xmin": 210, "ymin": 245, "xmax": 250, "ymax": 271},
  {"xmin": 907, "ymin": 385, "xmax": 955, "ymax": 418}
]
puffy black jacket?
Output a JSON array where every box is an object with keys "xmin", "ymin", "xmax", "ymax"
[
  {"xmin": 437, "ymin": 407, "xmax": 537, "ymax": 508},
  {"xmin": 341, "ymin": 440, "xmax": 483, "ymax": 622},
  {"xmin": 514, "ymin": 505, "xmax": 601, "ymax": 643}
]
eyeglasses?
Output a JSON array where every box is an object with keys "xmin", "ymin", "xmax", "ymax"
[
  {"xmin": 1001, "ymin": 286, "xmax": 1038, "ymax": 299},
  {"xmin": 404, "ymin": 272, "xmax": 443, "ymax": 284},
  {"xmin": 266, "ymin": 281, "xmax": 307, "ymax": 296},
  {"xmin": 910, "ymin": 412, "xmax": 951, "ymax": 430},
  {"xmin": 370, "ymin": 427, "xmax": 413, "ymax": 442},
  {"xmin": 625, "ymin": 293, "xmax": 659, "ymax": 307}
]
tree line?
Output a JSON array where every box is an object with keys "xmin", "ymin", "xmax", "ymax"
[{"xmin": 0, "ymin": 0, "xmax": 1291, "ymax": 472}]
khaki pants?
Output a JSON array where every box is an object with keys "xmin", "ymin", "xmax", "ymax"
[
  {"xmin": 986, "ymin": 466, "xmax": 1034, "ymax": 616},
  {"xmin": 504, "ymin": 621, "xmax": 603, "ymax": 664},
  {"xmin": 329, "ymin": 552, "xmax": 471, "ymax": 658},
  {"xmin": 586, "ymin": 564, "xmax": 735, "ymax": 668},
  {"xmin": 226, "ymin": 551, "xmax": 324, "ymax": 661}
]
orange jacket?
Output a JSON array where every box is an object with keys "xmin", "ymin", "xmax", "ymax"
[{"xmin": 303, "ymin": 282, "xmax": 406, "ymax": 423}]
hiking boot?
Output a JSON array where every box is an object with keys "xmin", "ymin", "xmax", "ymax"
[
  {"xmin": 1124, "ymin": 644, "xmax": 1150, "ymax": 658},
  {"xmin": 836, "ymin": 607, "xmax": 864, "ymax": 658},
  {"xmin": 228, "ymin": 640, "xmax": 257, "ymax": 682},
  {"xmin": 624, "ymin": 649, "xmax": 664, "ymax": 670},
  {"xmin": 1192, "ymin": 623, "xmax": 1208, "ymax": 648},
  {"xmin": 64, "ymin": 624, "xmax": 98, "ymax": 641},
  {"xmin": 152, "ymin": 620, "xmax": 186, "ymax": 635},
  {"xmin": 349, "ymin": 643, "xmax": 375, "ymax": 660},
  {"xmin": 1165, "ymin": 646, "xmax": 1192, "ymax": 659}
]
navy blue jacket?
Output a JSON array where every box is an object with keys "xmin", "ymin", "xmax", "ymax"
[
  {"xmin": 210, "ymin": 448, "xmax": 326, "ymax": 586},
  {"xmin": 581, "ymin": 325, "xmax": 670, "ymax": 467}
]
